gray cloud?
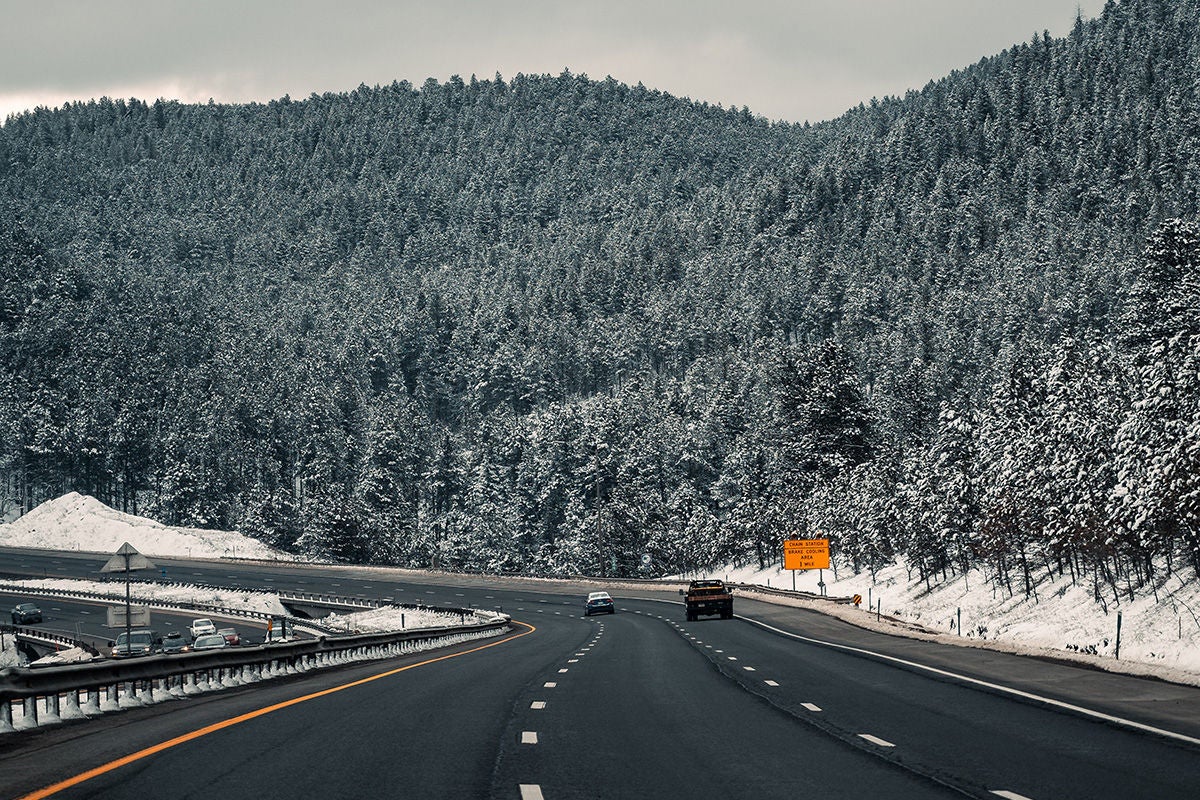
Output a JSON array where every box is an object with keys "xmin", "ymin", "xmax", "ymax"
[{"xmin": 2, "ymin": 0, "xmax": 1107, "ymax": 123}]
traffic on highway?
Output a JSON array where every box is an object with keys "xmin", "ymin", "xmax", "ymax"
[{"xmin": 2, "ymin": 546, "xmax": 1199, "ymax": 800}]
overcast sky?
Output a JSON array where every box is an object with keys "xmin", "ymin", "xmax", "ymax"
[{"xmin": 1, "ymin": 1, "xmax": 1106, "ymax": 125}]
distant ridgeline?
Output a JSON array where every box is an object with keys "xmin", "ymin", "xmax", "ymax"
[{"xmin": 1, "ymin": 0, "xmax": 1198, "ymax": 593}]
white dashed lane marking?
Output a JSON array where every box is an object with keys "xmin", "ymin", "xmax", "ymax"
[
  {"xmin": 802, "ymin": 702, "xmax": 822, "ymax": 712},
  {"xmin": 520, "ymin": 785, "xmax": 545, "ymax": 800},
  {"xmin": 531, "ymin": 701, "xmax": 547, "ymax": 710},
  {"xmin": 764, "ymin": 680, "xmax": 780, "ymax": 687},
  {"xmin": 521, "ymin": 731, "xmax": 538, "ymax": 745},
  {"xmin": 558, "ymin": 668, "xmax": 569, "ymax": 673},
  {"xmin": 858, "ymin": 734, "xmax": 895, "ymax": 748},
  {"xmin": 743, "ymin": 666, "xmax": 756, "ymax": 672},
  {"xmin": 544, "ymin": 682, "xmax": 557, "ymax": 688},
  {"xmin": 990, "ymin": 792, "xmax": 1034, "ymax": 800}
]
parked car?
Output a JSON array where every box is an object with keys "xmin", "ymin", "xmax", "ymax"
[
  {"xmin": 110, "ymin": 629, "xmax": 161, "ymax": 658},
  {"xmin": 11, "ymin": 602, "xmax": 42, "ymax": 625},
  {"xmin": 191, "ymin": 634, "xmax": 228, "ymax": 651},
  {"xmin": 217, "ymin": 627, "xmax": 240, "ymax": 646},
  {"xmin": 584, "ymin": 591, "xmax": 615, "ymax": 616},
  {"xmin": 160, "ymin": 632, "xmax": 191, "ymax": 655},
  {"xmin": 189, "ymin": 618, "xmax": 217, "ymax": 640}
]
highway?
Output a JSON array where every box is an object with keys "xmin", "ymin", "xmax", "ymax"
[{"xmin": 2, "ymin": 546, "xmax": 1199, "ymax": 799}]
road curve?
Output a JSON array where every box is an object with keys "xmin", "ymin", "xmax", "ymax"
[{"xmin": 1, "ymin": 547, "xmax": 1198, "ymax": 799}]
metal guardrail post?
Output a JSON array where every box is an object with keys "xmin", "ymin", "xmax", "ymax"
[
  {"xmin": 20, "ymin": 697, "xmax": 37, "ymax": 729},
  {"xmin": 2, "ymin": 616, "xmax": 510, "ymax": 734}
]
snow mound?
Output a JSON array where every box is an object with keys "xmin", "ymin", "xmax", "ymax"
[{"xmin": 0, "ymin": 492, "xmax": 287, "ymax": 561}]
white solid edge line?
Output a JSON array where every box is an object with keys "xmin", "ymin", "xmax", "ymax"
[
  {"xmin": 520, "ymin": 785, "xmax": 545, "ymax": 800},
  {"xmin": 990, "ymin": 791, "xmax": 1034, "ymax": 800},
  {"xmin": 859, "ymin": 733, "xmax": 896, "ymax": 747},
  {"xmin": 737, "ymin": 615, "xmax": 1200, "ymax": 747}
]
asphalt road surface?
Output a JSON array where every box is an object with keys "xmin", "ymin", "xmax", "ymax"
[{"xmin": 2, "ymin": 547, "xmax": 1199, "ymax": 799}]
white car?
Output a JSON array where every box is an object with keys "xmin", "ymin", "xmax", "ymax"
[{"xmin": 189, "ymin": 618, "xmax": 217, "ymax": 639}]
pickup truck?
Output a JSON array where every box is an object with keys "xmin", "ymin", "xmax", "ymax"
[
  {"xmin": 681, "ymin": 579, "xmax": 734, "ymax": 621},
  {"xmin": 110, "ymin": 629, "xmax": 161, "ymax": 658}
]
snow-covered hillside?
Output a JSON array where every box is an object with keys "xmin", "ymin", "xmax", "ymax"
[{"xmin": 0, "ymin": 493, "xmax": 287, "ymax": 560}]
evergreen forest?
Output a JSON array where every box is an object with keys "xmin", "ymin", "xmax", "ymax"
[{"xmin": 2, "ymin": 0, "xmax": 1200, "ymax": 603}]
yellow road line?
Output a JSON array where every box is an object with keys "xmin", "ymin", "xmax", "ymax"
[{"xmin": 20, "ymin": 621, "xmax": 537, "ymax": 800}]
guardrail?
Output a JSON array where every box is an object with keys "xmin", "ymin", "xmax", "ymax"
[
  {"xmin": 729, "ymin": 582, "xmax": 856, "ymax": 604},
  {"xmin": 2, "ymin": 582, "xmax": 491, "ymax": 637},
  {"xmin": 1, "ymin": 624, "xmax": 99, "ymax": 657},
  {"xmin": 277, "ymin": 590, "xmax": 385, "ymax": 612},
  {"xmin": 0, "ymin": 581, "xmax": 341, "ymax": 635},
  {"xmin": 0, "ymin": 613, "xmax": 511, "ymax": 734}
]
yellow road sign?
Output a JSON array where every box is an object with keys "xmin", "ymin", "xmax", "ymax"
[{"xmin": 783, "ymin": 538, "xmax": 830, "ymax": 571}]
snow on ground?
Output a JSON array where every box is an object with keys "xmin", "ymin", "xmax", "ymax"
[
  {"xmin": 2, "ymin": 577, "xmax": 490, "ymax": 638},
  {"xmin": 320, "ymin": 605, "xmax": 492, "ymax": 633},
  {"xmin": 4, "ymin": 577, "xmax": 290, "ymax": 617},
  {"xmin": 0, "ymin": 631, "xmax": 19, "ymax": 668},
  {"xmin": 707, "ymin": 558, "xmax": 1200, "ymax": 686},
  {"xmin": 9, "ymin": 495, "xmax": 1194, "ymax": 684},
  {"xmin": 0, "ymin": 493, "xmax": 289, "ymax": 561}
]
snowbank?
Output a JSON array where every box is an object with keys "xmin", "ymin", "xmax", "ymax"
[
  {"xmin": 710, "ymin": 558, "xmax": 1200, "ymax": 683},
  {"xmin": 319, "ymin": 606, "xmax": 485, "ymax": 633},
  {"xmin": 0, "ymin": 493, "xmax": 288, "ymax": 561},
  {"xmin": 7, "ymin": 577, "xmax": 289, "ymax": 617}
]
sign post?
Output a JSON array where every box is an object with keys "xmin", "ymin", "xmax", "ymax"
[
  {"xmin": 100, "ymin": 543, "xmax": 155, "ymax": 654},
  {"xmin": 783, "ymin": 539, "xmax": 831, "ymax": 594}
]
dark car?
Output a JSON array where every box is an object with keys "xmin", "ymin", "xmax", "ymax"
[
  {"xmin": 160, "ymin": 632, "xmax": 191, "ymax": 655},
  {"xmin": 11, "ymin": 602, "xmax": 43, "ymax": 625},
  {"xmin": 110, "ymin": 629, "xmax": 161, "ymax": 658},
  {"xmin": 584, "ymin": 591, "xmax": 615, "ymax": 616}
]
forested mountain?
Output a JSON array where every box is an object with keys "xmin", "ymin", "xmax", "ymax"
[{"xmin": 2, "ymin": 0, "xmax": 1199, "ymax": 597}]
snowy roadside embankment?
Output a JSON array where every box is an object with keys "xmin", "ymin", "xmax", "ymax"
[
  {"xmin": 712, "ymin": 559, "xmax": 1200, "ymax": 685},
  {"xmin": 0, "ymin": 493, "xmax": 289, "ymax": 561},
  {"xmin": 4, "ymin": 577, "xmax": 290, "ymax": 617},
  {"xmin": 2, "ymin": 577, "xmax": 496, "ymax": 638}
]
